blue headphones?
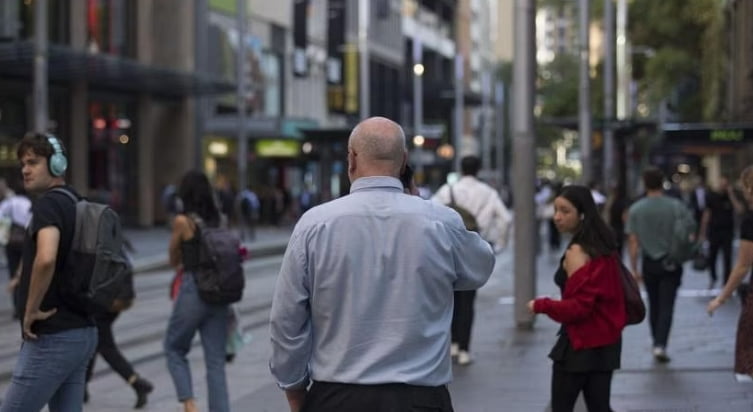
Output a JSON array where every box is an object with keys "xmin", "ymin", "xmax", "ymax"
[{"xmin": 46, "ymin": 135, "xmax": 68, "ymax": 177}]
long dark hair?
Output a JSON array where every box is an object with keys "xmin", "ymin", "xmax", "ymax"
[
  {"xmin": 177, "ymin": 170, "xmax": 221, "ymax": 226},
  {"xmin": 558, "ymin": 185, "xmax": 618, "ymax": 257}
]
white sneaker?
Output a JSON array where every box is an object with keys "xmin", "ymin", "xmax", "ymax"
[
  {"xmin": 450, "ymin": 343, "xmax": 459, "ymax": 358},
  {"xmin": 652, "ymin": 346, "xmax": 670, "ymax": 363},
  {"xmin": 457, "ymin": 351, "xmax": 472, "ymax": 366}
]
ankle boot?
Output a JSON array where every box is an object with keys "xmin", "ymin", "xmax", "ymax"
[{"xmin": 131, "ymin": 377, "xmax": 154, "ymax": 409}]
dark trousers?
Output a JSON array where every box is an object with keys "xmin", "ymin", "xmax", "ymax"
[
  {"xmin": 5, "ymin": 244, "xmax": 22, "ymax": 317},
  {"xmin": 451, "ymin": 290, "xmax": 476, "ymax": 351},
  {"xmin": 551, "ymin": 366, "xmax": 613, "ymax": 412},
  {"xmin": 708, "ymin": 233, "xmax": 733, "ymax": 285},
  {"xmin": 548, "ymin": 219, "xmax": 561, "ymax": 250},
  {"xmin": 642, "ymin": 256, "xmax": 682, "ymax": 348},
  {"xmin": 86, "ymin": 311, "xmax": 136, "ymax": 383},
  {"xmin": 302, "ymin": 381, "xmax": 454, "ymax": 412}
]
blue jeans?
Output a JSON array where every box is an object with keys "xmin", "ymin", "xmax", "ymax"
[
  {"xmin": 164, "ymin": 272, "xmax": 230, "ymax": 412},
  {"xmin": 0, "ymin": 326, "xmax": 97, "ymax": 412}
]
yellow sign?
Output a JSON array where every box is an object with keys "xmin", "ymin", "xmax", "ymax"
[
  {"xmin": 710, "ymin": 130, "xmax": 743, "ymax": 142},
  {"xmin": 256, "ymin": 140, "xmax": 300, "ymax": 157},
  {"xmin": 344, "ymin": 45, "xmax": 359, "ymax": 115}
]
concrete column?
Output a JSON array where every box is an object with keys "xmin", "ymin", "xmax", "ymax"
[
  {"xmin": 137, "ymin": 95, "xmax": 155, "ymax": 227},
  {"xmin": 68, "ymin": 0, "xmax": 88, "ymax": 193},
  {"xmin": 69, "ymin": 82, "xmax": 88, "ymax": 195}
]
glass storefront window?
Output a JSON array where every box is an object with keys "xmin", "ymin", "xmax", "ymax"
[
  {"xmin": 87, "ymin": 0, "xmax": 133, "ymax": 56},
  {"xmin": 9, "ymin": 0, "xmax": 69, "ymax": 44},
  {"xmin": 88, "ymin": 100, "xmax": 138, "ymax": 224}
]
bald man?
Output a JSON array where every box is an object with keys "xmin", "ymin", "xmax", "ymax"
[{"xmin": 269, "ymin": 117, "xmax": 495, "ymax": 412}]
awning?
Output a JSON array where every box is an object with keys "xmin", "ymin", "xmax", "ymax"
[{"xmin": 0, "ymin": 41, "xmax": 235, "ymax": 98}]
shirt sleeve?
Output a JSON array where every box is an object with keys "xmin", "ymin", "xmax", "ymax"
[
  {"xmin": 448, "ymin": 211, "xmax": 495, "ymax": 290},
  {"xmin": 269, "ymin": 229, "xmax": 313, "ymax": 390},
  {"xmin": 491, "ymin": 192, "xmax": 512, "ymax": 249},
  {"xmin": 431, "ymin": 184, "xmax": 450, "ymax": 205},
  {"xmin": 31, "ymin": 194, "xmax": 65, "ymax": 236},
  {"xmin": 532, "ymin": 259, "xmax": 604, "ymax": 323},
  {"xmin": 624, "ymin": 205, "xmax": 636, "ymax": 235}
]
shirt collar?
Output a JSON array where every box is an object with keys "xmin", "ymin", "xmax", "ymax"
[{"xmin": 350, "ymin": 176, "xmax": 403, "ymax": 193}]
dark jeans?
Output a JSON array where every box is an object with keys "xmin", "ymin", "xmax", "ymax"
[
  {"xmin": 86, "ymin": 312, "xmax": 135, "ymax": 384},
  {"xmin": 551, "ymin": 366, "xmax": 613, "ymax": 412},
  {"xmin": 642, "ymin": 255, "xmax": 682, "ymax": 348},
  {"xmin": 302, "ymin": 381, "xmax": 454, "ymax": 412},
  {"xmin": 451, "ymin": 290, "xmax": 476, "ymax": 351},
  {"xmin": 708, "ymin": 233, "xmax": 733, "ymax": 285}
]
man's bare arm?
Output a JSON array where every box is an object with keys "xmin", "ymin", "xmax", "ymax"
[{"xmin": 24, "ymin": 226, "xmax": 60, "ymax": 339}]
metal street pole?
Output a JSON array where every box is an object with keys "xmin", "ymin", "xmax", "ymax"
[
  {"xmin": 616, "ymin": 0, "xmax": 628, "ymax": 120},
  {"xmin": 512, "ymin": 0, "xmax": 536, "ymax": 329},
  {"xmin": 453, "ymin": 55, "xmax": 464, "ymax": 174},
  {"xmin": 603, "ymin": 0, "xmax": 615, "ymax": 189},
  {"xmin": 495, "ymin": 81, "xmax": 505, "ymax": 186},
  {"xmin": 578, "ymin": 0, "xmax": 592, "ymax": 184},
  {"xmin": 481, "ymin": 71, "xmax": 491, "ymax": 173},
  {"xmin": 358, "ymin": 0, "xmax": 370, "ymax": 120},
  {"xmin": 413, "ymin": 38, "xmax": 423, "ymax": 177},
  {"xmin": 237, "ymin": 0, "xmax": 248, "ymax": 191},
  {"xmin": 33, "ymin": 0, "xmax": 48, "ymax": 133}
]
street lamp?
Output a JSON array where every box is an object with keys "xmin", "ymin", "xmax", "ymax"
[
  {"xmin": 413, "ymin": 63, "xmax": 425, "ymax": 76},
  {"xmin": 413, "ymin": 134, "xmax": 425, "ymax": 147}
]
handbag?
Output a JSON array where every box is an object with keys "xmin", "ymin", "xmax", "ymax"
[{"xmin": 617, "ymin": 257, "xmax": 646, "ymax": 325}]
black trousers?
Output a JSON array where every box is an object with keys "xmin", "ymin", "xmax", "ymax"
[
  {"xmin": 642, "ymin": 256, "xmax": 682, "ymax": 348},
  {"xmin": 551, "ymin": 366, "xmax": 613, "ymax": 412},
  {"xmin": 451, "ymin": 290, "xmax": 476, "ymax": 351},
  {"xmin": 5, "ymin": 244, "xmax": 23, "ymax": 317},
  {"xmin": 708, "ymin": 233, "xmax": 733, "ymax": 284},
  {"xmin": 301, "ymin": 381, "xmax": 454, "ymax": 412},
  {"xmin": 86, "ymin": 311, "xmax": 136, "ymax": 383}
]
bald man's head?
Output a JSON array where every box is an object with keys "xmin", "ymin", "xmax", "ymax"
[{"xmin": 347, "ymin": 117, "xmax": 407, "ymax": 181}]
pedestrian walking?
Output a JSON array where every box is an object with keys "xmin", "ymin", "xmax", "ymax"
[
  {"xmin": 269, "ymin": 117, "xmax": 495, "ymax": 412},
  {"xmin": 0, "ymin": 181, "xmax": 31, "ymax": 319},
  {"xmin": 0, "ymin": 133, "xmax": 98, "ymax": 412},
  {"xmin": 707, "ymin": 166, "xmax": 753, "ymax": 380},
  {"xmin": 83, "ymin": 240, "xmax": 153, "ymax": 409},
  {"xmin": 236, "ymin": 187, "xmax": 260, "ymax": 241},
  {"xmin": 165, "ymin": 170, "xmax": 231, "ymax": 412},
  {"xmin": 626, "ymin": 167, "xmax": 696, "ymax": 363},
  {"xmin": 699, "ymin": 176, "xmax": 745, "ymax": 289},
  {"xmin": 431, "ymin": 155, "xmax": 512, "ymax": 365},
  {"xmin": 528, "ymin": 185, "xmax": 625, "ymax": 412}
]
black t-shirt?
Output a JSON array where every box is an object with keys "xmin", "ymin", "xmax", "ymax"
[
  {"xmin": 705, "ymin": 191, "xmax": 735, "ymax": 233},
  {"xmin": 740, "ymin": 211, "xmax": 753, "ymax": 242},
  {"xmin": 18, "ymin": 185, "xmax": 93, "ymax": 335}
]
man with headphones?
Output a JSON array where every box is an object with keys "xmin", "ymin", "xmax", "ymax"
[{"xmin": 0, "ymin": 133, "xmax": 97, "ymax": 412}]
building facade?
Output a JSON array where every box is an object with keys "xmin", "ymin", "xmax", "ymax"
[{"xmin": 0, "ymin": 0, "xmax": 232, "ymax": 226}]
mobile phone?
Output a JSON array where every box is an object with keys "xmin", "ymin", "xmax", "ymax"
[{"xmin": 400, "ymin": 164, "xmax": 414, "ymax": 189}]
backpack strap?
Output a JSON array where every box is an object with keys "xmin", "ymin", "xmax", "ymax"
[
  {"xmin": 188, "ymin": 212, "xmax": 207, "ymax": 234},
  {"xmin": 50, "ymin": 187, "xmax": 79, "ymax": 204}
]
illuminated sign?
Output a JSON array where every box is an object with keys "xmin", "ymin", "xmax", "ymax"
[
  {"xmin": 256, "ymin": 140, "xmax": 300, "ymax": 157},
  {"xmin": 710, "ymin": 129, "xmax": 743, "ymax": 142}
]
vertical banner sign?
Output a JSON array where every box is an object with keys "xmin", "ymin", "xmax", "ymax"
[
  {"xmin": 293, "ymin": 0, "xmax": 309, "ymax": 77},
  {"xmin": 327, "ymin": 0, "xmax": 346, "ymax": 113},
  {"xmin": 344, "ymin": 45, "xmax": 359, "ymax": 115}
]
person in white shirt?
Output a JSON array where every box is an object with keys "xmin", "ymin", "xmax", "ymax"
[
  {"xmin": 0, "ymin": 184, "xmax": 32, "ymax": 319},
  {"xmin": 432, "ymin": 156, "xmax": 512, "ymax": 365}
]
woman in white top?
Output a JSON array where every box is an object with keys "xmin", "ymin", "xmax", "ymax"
[{"xmin": 0, "ymin": 186, "xmax": 31, "ymax": 319}]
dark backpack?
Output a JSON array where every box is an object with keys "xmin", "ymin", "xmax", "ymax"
[
  {"xmin": 666, "ymin": 199, "xmax": 698, "ymax": 265},
  {"xmin": 52, "ymin": 188, "xmax": 134, "ymax": 313},
  {"xmin": 448, "ymin": 186, "xmax": 479, "ymax": 232},
  {"xmin": 190, "ymin": 214, "xmax": 245, "ymax": 305}
]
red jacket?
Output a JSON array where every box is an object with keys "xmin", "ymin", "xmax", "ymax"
[{"xmin": 533, "ymin": 255, "xmax": 626, "ymax": 350}]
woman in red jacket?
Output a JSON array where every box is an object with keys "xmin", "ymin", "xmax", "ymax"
[{"xmin": 528, "ymin": 185, "xmax": 626, "ymax": 412}]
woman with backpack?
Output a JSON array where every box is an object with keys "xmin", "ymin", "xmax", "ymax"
[
  {"xmin": 165, "ymin": 170, "xmax": 230, "ymax": 412},
  {"xmin": 527, "ymin": 185, "xmax": 626, "ymax": 412}
]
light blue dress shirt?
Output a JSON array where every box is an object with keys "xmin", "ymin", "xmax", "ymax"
[{"xmin": 269, "ymin": 176, "xmax": 495, "ymax": 390}]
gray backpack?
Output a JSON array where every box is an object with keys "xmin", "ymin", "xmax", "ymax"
[{"xmin": 52, "ymin": 188, "xmax": 133, "ymax": 313}]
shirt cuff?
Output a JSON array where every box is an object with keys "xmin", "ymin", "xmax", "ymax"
[{"xmin": 277, "ymin": 374, "xmax": 310, "ymax": 391}]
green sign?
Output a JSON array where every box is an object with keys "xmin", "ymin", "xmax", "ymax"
[
  {"xmin": 710, "ymin": 129, "xmax": 743, "ymax": 142},
  {"xmin": 256, "ymin": 140, "xmax": 300, "ymax": 157}
]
